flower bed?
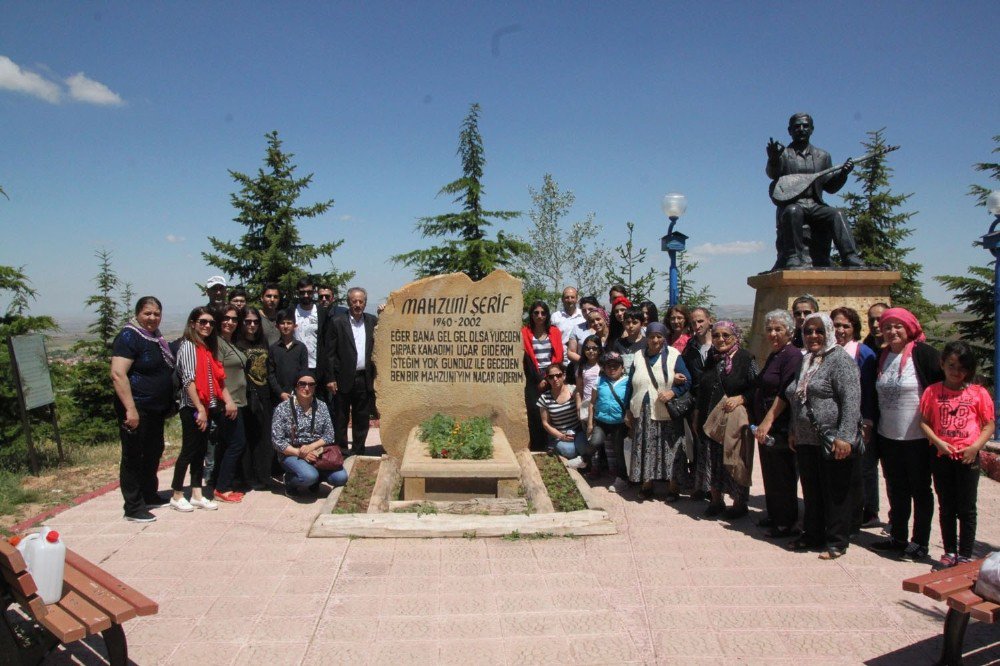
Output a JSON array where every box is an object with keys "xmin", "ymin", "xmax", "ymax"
[{"xmin": 418, "ymin": 413, "xmax": 494, "ymax": 460}]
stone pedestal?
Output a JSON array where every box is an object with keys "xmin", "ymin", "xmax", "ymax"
[
  {"xmin": 399, "ymin": 426, "xmax": 521, "ymax": 501},
  {"xmin": 746, "ymin": 269, "xmax": 900, "ymax": 363}
]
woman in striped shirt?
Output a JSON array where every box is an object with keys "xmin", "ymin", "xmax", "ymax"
[
  {"xmin": 169, "ymin": 307, "xmax": 238, "ymax": 512},
  {"xmin": 537, "ymin": 363, "xmax": 587, "ymax": 468},
  {"xmin": 522, "ymin": 300, "xmax": 564, "ymax": 450}
]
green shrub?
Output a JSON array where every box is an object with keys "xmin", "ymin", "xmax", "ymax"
[{"xmin": 418, "ymin": 413, "xmax": 494, "ymax": 460}]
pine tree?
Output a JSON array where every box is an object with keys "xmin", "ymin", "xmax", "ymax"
[
  {"xmin": 605, "ymin": 222, "xmax": 657, "ymax": 303},
  {"xmin": 393, "ymin": 104, "xmax": 526, "ymax": 281},
  {"xmin": 514, "ymin": 173, "xmax": 605, "ymax": 299},
  {"xmin": 204, "ymin": 130, "xmax": 353, "ymax": 298},
  {"xmin": 673, "ymin": 252, "xmax": 715, "ymax": 310},
  {"xmin": 841, "ymin": 128, "xmax": 937, "ymax": 321},
  {"xmin": 937, "ymin": 134, "xmax": 1000, "ymax": 384},
  {"xmin": 81, "ymin": 249, "xmax": 121, "ymax": 357}
]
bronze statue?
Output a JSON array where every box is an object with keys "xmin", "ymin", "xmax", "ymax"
[{"xmin": 766, "ymin": 113, "xmax": 865, "ymax": 270}]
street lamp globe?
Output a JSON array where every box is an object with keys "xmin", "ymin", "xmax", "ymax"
[
  {"xmin": 661, "ymin": 193, "xmax": 687, "ymax": 220},
  {"xmin": 987, "ymin": 190, "xmax": 1000, "ymax": 216}
]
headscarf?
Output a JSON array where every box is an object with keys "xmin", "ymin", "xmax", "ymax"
[
  {"xmin": 612, "ymin": 296, "xmax": 633, "ymax": 310},
  {"xmin": 712, "ymin": 320, "xmax": 742, "ymax": 375},
  {"xmin": 590, "ymin": 307, "xmax": 610, "ymax": 327},
  {"xmin": 878, "ymin": 307, "xmax": 925, "ymax": 377},
  {"xmin": 645, "ymin": 321, "xmax": 668, "ymax": 338},
  {"xmin": 794, "ymin": 313, "xmax": 836, "ymax": 404},
  {"xmin": 124, "ymin": 318, "xmax": 175, "ymax": 369}
]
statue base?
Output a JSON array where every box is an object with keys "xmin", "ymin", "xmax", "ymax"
[{"xmin": 746, "ymin": 269, "xmax": 900, "ymax": 363}]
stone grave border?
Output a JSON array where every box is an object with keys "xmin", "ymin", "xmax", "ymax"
[{"xmin": 308, "ymin": 452, "xmax": 616, "ymax": 538}]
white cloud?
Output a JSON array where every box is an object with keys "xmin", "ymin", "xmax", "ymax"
[
  {"xmin": 65, "ymin": 72, "xmax": 123, "ymax": 106},
  {"xmin": 688, "ymin": 240, "xmax": 765, "ymax": 257},
  {"xmin": 0, "ymin": 56, "xmax": 61, "ymax": 103},
  {"xmin": 339, "ymin": 214, "xmax": 354, "ymax": 222},
  {"xmin": 165, "ymin": 234, "xmax": 185, "ymax": 243}
]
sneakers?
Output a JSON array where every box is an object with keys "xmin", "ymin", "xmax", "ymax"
[
  {"xmin": 169, "ymin": 497, "xmax": 195, "ymax": 512},
  {"xmin": 956, "ymin": 555, "xmax": 973, "ymax": 565},
  {"xmin": 189, "ymin": 497, "xmax": 219, "ymax": 511},
  {"xmin": 124, "ymin": 510, "xmax": 157, "ymax": 523},
  {"xmin": 939, "ymin": 553, "xmax": 958, "ymax": 568},
  {"xmin": 900, "ymin": 542, "xmax": 929, "ymax": 561},
  {"xmin": 564, "ymin": 456, "xmax": 585, "ymax": 469}
]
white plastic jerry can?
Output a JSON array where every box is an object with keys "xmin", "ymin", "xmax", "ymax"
[{"xmin": 32, "ymin": 529, "xmax": 66, "ymax": 604}]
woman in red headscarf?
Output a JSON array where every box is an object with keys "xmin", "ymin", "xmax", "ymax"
[{"xmin": 868, "ymin": 307, "xmax": 942, "ymax": 562}]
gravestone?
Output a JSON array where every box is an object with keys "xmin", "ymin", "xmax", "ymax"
[{"xmin": 373, "ymin": 270, "xmax": 527, "ymax": 459}]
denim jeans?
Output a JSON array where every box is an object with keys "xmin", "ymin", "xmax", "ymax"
[
  {"xmin": 548, "ymin": 430, "xmax": 588, "ymax": 459},
  {"xmin": 280, "ymin": 455, "xmax": 348, "ymax": 490}
]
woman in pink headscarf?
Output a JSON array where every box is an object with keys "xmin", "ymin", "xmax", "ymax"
[{"xmin": 868, "ymin": 307, "xmax": 942, "ymax": 562}]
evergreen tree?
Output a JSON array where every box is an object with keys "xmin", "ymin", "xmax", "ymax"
[
  {"xmin": 936, "ymin": 134, "xmax": 1000, "ymax": 384},
  {"xmin": 841, "ymin": 128, "xmax": 937, "ymax": 320},
  {"xmin": 673, "ymin": 252, "xmax": 715, "ymax": 310},
  {"xmin": 605, "ymin": 222, "xmax": 657, "ymax": 303},
  {"xmin": 81, "ymin": 249, "xmax": 121, "ymax": 357},
  {"xmin": 393, "ymin": 104, "xmax": 526, "ymax": 281},
  {"xmin": 204, "ymin": 130, "xmax": 353, "ymax": 298},
  {"xmin": 514, "ymin": 173, "xmax": 606, "ymax": 300}
]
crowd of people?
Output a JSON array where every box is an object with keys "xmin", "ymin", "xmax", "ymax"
[
  {"xmin": 523, "ymin": 285, "xmax": 995, "ymax": 566},
  {"xmin": 109, "ymin": 276, "xmax": 995, "ymax": 568},
  {"xmin": 109, "ymin": 276, "xmax": 376, "ymax": 523}
]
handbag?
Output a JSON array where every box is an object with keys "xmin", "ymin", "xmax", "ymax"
[
  {"xmin": 288, "ymin": 397, "xmax": 344, "ymax": 472},
  {"xmin": 642, "ymin": 353, "xmax": 692, "ymax": 420},
  {"xmin": 803, "ymin": 398, "xmax": 865, "ymax": 461}
]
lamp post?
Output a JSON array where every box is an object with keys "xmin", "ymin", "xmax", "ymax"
[
  {"xmin": 661, "ymin": 193, "xmax": 688, "ymax": 308},
  {"xmin": 982, "ymin": 190, "xmax": 1000, "ymax": 411}
]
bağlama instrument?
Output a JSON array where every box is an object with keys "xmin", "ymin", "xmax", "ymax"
[{"xmin": 769, "ymin": 145, "xmax": 899, "ymax": 205}]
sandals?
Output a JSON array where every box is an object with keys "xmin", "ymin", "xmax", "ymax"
[
  {"xmin": 214, "ymin": 490, "xmax": 244, "ymax": 503},
  {"xmin": 786, "ymin": 538, "xmax": 815, "ymax": 552}
]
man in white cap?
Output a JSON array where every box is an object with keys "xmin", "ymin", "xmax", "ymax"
[{"xmin": 205, "ymin": 275, "xmax": 228, "ymax": 309}]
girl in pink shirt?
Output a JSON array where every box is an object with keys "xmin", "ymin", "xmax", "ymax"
[{"xmin": 919, "ymin": 341, "xmax": 995, "ymax": 567}]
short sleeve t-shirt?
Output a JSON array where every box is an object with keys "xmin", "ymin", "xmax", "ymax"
[
  {"xmin": 876, "ymin": 351, "xmax": 924, "ymax": 440},
  {"xmin": 111, "ymin": 328, "xmax": 175, "ymax": 413},
  {"xmin": 537, "ymin": 392, "xmax": 579, "ymax": 432},
  {"xmin": 920, "ymin": 382, "xmax": 995, "ymax": 459}
]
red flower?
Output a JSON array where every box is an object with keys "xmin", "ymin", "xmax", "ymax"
[{"xmin": 441, "ymin": 449, "xmax": 449, "ymax": 458}]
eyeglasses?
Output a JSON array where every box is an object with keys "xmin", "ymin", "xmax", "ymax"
[
  {"xmin": 298, "ymin": 290, "xmax": 314, "ymax": 296},
  {"xmin": 318, "ymin": 294, "xmax": 334, "ymax": 301},
  {"xmin": 711, "ymin": 332, "xmax": 734, "ymax": 340},
  {"xmin": 194, "ymin": 318, "xmax": 215, "ymax": 326},
  {"xmin": 244, "ymin": 319, "xmax": 260, "ymax": 325},
  {"xmin": 803, "ymin": 327, "xmax": 825, "ymax": 336},
  {"xmin": 296, "ymin": 381, "xmax": 316, "ymax": 388},
  {"xmin": 222, "ymin": 316, "xmax": 238, "ymax": 322},
  {"xmin": 547, "ymin": 372, "xmax": 564, "ymax": 379},
  {"xmin": 584, "ymin": 346, "xmax": 599, "ymax": 352},
  {"xmin": 531, "ymin": 310, "xmax": 546, "ymax": 316}
]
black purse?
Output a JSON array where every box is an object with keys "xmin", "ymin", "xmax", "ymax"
[{"xmin": 803, "ymin": 399, "xmax": 865, "ymax": 460}]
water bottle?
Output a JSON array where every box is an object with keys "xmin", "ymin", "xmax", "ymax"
[
  {"xmin": 32, "ymin": 530, "xmax": 66, "ymax": 604},
  {"xmin": 750, "ymin": 425, "xmax": 775, "ymax": 448}
]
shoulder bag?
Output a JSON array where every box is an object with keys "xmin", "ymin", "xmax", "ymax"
[
  {"xmin": 803, "ymin": 397, "xmax": 865, "ymax": 461},
  {"xmin": 289, "ymin": 397, "xmax": 343, "ymax": 471},
  {"xmin": 643, "ymin": 353, "xmax": 693, "ymax": 420}
]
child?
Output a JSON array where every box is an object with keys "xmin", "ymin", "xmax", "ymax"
[
  {"xmin": 575, "ymin": 335, "xmax": 603, "ymax": 476},
  {"xmin": 588, "ymin": 352, "xmax": 629, "ymax": 486},
  {"xmin": 268, "ymin": 310, "xmax": 308, "ymax": 402},
  {"xmin": 919, "ymin": 341, "xmax": 995, "ymax": 568}
]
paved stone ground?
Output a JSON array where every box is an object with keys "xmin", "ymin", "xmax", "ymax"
[{"xmin": 30, "ymin": 429, "xmax": 1000, "ymax": 665}]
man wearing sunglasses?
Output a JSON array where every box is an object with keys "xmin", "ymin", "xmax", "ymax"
[{"xmin": 293, "ymin": 277, "xmax": 320, "ymax": 374}]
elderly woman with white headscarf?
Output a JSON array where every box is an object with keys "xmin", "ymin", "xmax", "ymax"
[{"xmin": 785, "ymin": 313, "xmax": 862, "ymax": 560}]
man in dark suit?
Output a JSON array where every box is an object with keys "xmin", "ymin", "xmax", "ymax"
[
  {"xmin": 315, "ymin": 283, "xmax": 348, "ymax": 404},
  {"xmin": 323, "ymin": 286, "xmax": 377, "ymax": 455}
]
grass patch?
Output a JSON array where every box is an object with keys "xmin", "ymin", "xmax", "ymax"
[
  {"xmin": 534, "ymin": 454, "xmax": 587, "ymax": 512},
  {"xmin": 331, "ymin": 458, "xmax": 380, "ymax": 514},
  {"xmin": 392, "ymin": 502, "xmax": 439, "ymax": 516},
  {"xmin": 0, "ymin": 471, "xmax": 42, "ymax": 527}
]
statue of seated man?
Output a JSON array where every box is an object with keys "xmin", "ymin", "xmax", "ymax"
[{"xmin": 766, "ymin": 113, "xmax": 865, "ymax": 270}]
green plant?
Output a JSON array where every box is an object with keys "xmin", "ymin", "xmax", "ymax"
[
  {"xmin": 462, "ymin": 531, "xmax": 477, "ymax": 539},
  {"xmin": 502, "ymin": 530, "xmax": 522, "ymax": 541},
  {"xmin": 0, "ymin": 470, "xmax": 41, "ymax": 519},
  {"xmin": 330, "ymin": 458, "xmax": 380, "ymax": 514},
  {"xmin": 418, "ymin": 413, "xmax": 494, "ymax": 460},
  {"xmin": 534, "ymin": 454, "xmax": 587, "ymax": 512}
]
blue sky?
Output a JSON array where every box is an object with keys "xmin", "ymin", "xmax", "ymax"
[{"xmin": 1, "ymin": 2, "xmax": 997, "ymax": 322}]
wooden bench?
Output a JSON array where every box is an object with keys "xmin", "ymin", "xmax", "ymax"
[
  {"xmin": 903, "ymin": 558, "xmax": 998, "ymax": 665},
  {"xmin": 0, "ymin": 537, "xmax": 158, "ymax": 665}
]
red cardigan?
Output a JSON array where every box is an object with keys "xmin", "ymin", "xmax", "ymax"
[{"xmin": 521, "ymin": 325, "xmax": 564, "ymax": 374}]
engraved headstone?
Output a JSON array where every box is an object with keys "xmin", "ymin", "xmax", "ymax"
[{"xmin": 373, "ymin": 270, "xmax": 527, "ymax": 459}]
